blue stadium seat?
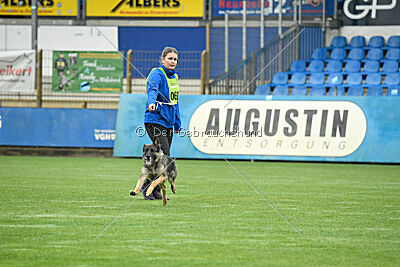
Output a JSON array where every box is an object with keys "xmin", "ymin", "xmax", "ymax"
[
  {"xmin": 271, "ymin": 72, "xmax": 288, "ymax": 86},
  {"xmin": 364, "ymin": 73, "xmax": 382, "ymax": 87},
  {"xmin": 386, "ymin": 36, "xmax": 400, "ymax": 49},
  {"xmin": 290, "ymin": 73, "xmax": 306, "ymax": 86},
  {"xmin": 291, "ymin": 86, "xmax": 308, "ymax": 96},
  {"xmin": 307, "ymin": 60, "xmax": 324, "ymax": 73},
  {"xmin": 345, "ymin": 73, "xmax": 363, "ymax": 86},
  {"xmin": 365, "ymin": 48, "xmax": 383, "ymax": 61},
  {"xmin": 382, "ymin": 61, "xmax": 399, "ymax": 74},
  {"xmin": 326, "ymin": 73, "xmax": 343, "ymax": 86},
  {"xmin": 289, "ymin": 60, "xmax": 306, "ymax": 73},
  {"xmin": 330, "ymin": 36, "xmax": 347, "ymax": 48},
  {"xmin": 386, "ymin": 88, "xmax": 400, "ymax": 96},
  {"xmin": 329, "ymin": 48, "xmax": 346, "ymax": 61},
  {"xmin": 310, "ymin": 48, "xmax": 327, "ymax": 61},
  {"xmin": 273, "ymin": 85, "xmax": 289, "ymax": 96},
  {"xmin": 367, "ymin": 36, "xmax": 384, "ymax": 48},
  {"xmin": 327, "ymin": 87, "xmax": 335, "ymax": 96},
  {"xmin": 349, "ymin": 36, "xmax": 366, "ymax": 48},
  {"xmin": 366, "ymin": 86, "xmax": 383, "ymax": 96},
  {"xmin": 347, "ymin": 48, "xmax": 364, "ymax": 61},
  {"xmin": 384, "ymin": 48, "xmax": 400, "ymax": 61},
  {"xmin": 309, "ymin": 86, "xmax": 326, "ymax": 96},
  {"xmin": 344, "ymin": 60, "xmax": 361, "ymax": 73},
  {"xmin": 347, "ymin": 86, "xmax": 364, "ymax": 96},
  {"xmin": 362, "ymin": 60, "xmax": 380, "ymax": 73},
  {"xmin": 254, "ymin": 84, "xmax": 271, "ymax": 95},
  {"xmin": 383, "ymin": 73, "xmax": 400, "ymax": 87},
  {"xmin": 308, "ymin": 73, "xmax": 325, "ymax": 86},
  {"xmin": 325, "ymin": 60, "xmax": 342, "ymax": 73},
  {"xmin": 336, "ymin": 86, "xmax": 345, "ymax": 96}
]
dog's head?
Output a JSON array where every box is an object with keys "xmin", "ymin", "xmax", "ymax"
[{"xmin": 142, "ymin": 139, "xmax": 162, "ymax": 167}]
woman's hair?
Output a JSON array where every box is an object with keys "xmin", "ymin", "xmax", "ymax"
[{"xmin": 161, "ymin": 47, "xmax": 178, "ymax": 62}]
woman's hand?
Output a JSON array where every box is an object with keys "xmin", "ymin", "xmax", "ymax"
[{"xmin": 148, "ymin": 103, "xmax": 156, "ymax": 112}]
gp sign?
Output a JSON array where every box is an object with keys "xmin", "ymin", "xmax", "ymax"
[{"xmin": 188, "ymin": 100, "xmax": 367, "ymax": 157}]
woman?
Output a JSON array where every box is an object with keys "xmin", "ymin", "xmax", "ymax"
[{"xmin": 142, "ymin": 47, "xmax": 181, "ymax": 200}]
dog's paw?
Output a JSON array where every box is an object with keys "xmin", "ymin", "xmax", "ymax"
[
  {"xmin": 163, "ymin": 199, "xmax": 167, "ymax": 206},
  {"xmin": 171, "ymin": 184, "xmax": 176, "ymax": 194},
  {"xmin": 129, "ymin": 190, "xmax": 137, "ymax": 196}
]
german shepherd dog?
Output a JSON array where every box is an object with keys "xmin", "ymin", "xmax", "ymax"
[{"xmin": 130, "ymin": 139, "xmax": 177, "ymax": 206}]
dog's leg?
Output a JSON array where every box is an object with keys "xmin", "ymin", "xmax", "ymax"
[
  {"xmin": 168, "ymin": 177, "xmax": 176, "ymax": 194},
  {"xmin": 146, "ymin": 175, "xmax": 167, "ymax": 196},
  {"xmin": 130, "ymin": 174, "xmax": 147, "ymax": 196},
  {"xmin": 161, "ymin": 184, "xmax": 167, "ymax": 206}
]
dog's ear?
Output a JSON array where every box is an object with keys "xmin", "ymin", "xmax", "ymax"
[
  {"xmin": 142, "ymin": 144, "xmax": 147, "ymax": 152},
  {"xmin": 154, "ymin": 138, "xmax": 161, "ymax": 149}
]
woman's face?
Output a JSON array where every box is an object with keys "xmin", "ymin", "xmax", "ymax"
[{"xmin": 162, "ymin": 52, "xmax": 178, "ymax": 70}]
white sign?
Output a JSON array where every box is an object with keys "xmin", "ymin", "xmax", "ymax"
[
  {"xmin": 344, "ymin": 0, "xmax": 397, "ymax": 20},
  {"xmin": 188, "ymin": 100, "xmax": 367, "ymax": 157},
  {"xmin": 0, "ymin": 50, "xmax": 35, "ymax": 92}
]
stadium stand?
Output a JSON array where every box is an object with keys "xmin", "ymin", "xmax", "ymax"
[
  {"xmin": 383, "ymin": 48, "xmax": 400, "ymax": 61},
  {"xmin": 328, "ymin": 48, "xmax": 346, "ymax": 61},
  {"xmin": 273, "ymin": 85, "xmax": 289, "ymax": 96},
  {"xmin": 309, "ymin": 73, "xmax": 326, "ymax": 86},
  {"xmin": 344, "ymin": 60, "xmax": 361, "ymax": 73},
  {"xmin": 363, "ymin": 60, "xmax": 380, "ymax": 73},
  {"xmin": 291, "ymin": 86, "xmax": 308, "ymax": 96},
  {"xmin": 326, "ymin": 60, "xmax": 342, "ymax": 73},
  {"xmin": 307, "ymin": 60, "xmax": 324, "ymax": 73},
  {"xmin": 309, "ymin": 86, "xmax": 326, "ymax": 96},
  {"xmin": 290, "ymin": 72, "xmax": 307, "ymax": 86},
  {"xmin": 329, "ymin": 36, "xmax": 347, "ymax": 49},
  {"xmin": 310, "ymin": 48, "xmax": 327, "ymax": 61},
  {"xmin": 346, "ymin": 48, "xmax": 364, "ymax": 61},
  {"xmin": 347, "ymin": 86, "xmax": 364, "ymax": 96},
  {"xmin": 348, "ymin": 36, "xmax": 366, "ymax": 49},
  {"xmin": 256, "ymin": 35, "xmax": 400, "ymax": 97},
  {"xmin": 385, "ymin": 36, "xmax": 400, "ymax": 49},
  {"xmin": 289, "ymin": 60, "xmax": 307, "ymax": 73},
  {"xmin": 254, "ymin": 84, "xmax": 271, "ymax": 95},
  {"xmin": 382, "ymin": 61, "xmax": 399, "ymax": 74},
  {"xmin": 366, "ymin": 36, "xmax": 384, "ymax": 49}
]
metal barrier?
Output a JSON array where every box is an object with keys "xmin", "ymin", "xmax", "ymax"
[{"xmin": 208, "ymin": 26, "xmax": 323, "ymax": 95}]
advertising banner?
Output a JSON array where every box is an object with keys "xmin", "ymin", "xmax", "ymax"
[
  {"xmin": 114, "ymin": 94, "xmax": 400, "ymax": 163},
  {"xmin": 0, "ymin": 108, "xmax": 117, "ymax": 148},
  {"xmin": 213, "ymin": 0, "xmax": 334, "ymax": 17},
  {"xmin": 86, "ymin": 0, "xmax": 204, "ymax": 17},
  {"xmin": 0, "ymin": 50, "xmax": 35, "ymax": 92},
  {"xmin": 0, "ymin": 0, "xmax": 77, "ymax": 16},
  {"xmin": 52, "ymin": 51, "xmax": 123, "ymax": 93},
  {"xmin": 342, "ymin": 0, "xmax": 400, "ymax": 25}
]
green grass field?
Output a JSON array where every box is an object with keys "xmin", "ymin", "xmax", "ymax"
[{"xmin": 0, "ymin": 156, "xmax": 399, "ymax": 266}]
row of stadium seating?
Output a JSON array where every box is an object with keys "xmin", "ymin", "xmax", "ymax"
[
  {"xmin": 270, "ymin": 72, "xmax": 400, "ymax": 88},
  {"xmin": 309, "ymin": 47, "xmax": 400, "ymax": 62},
  {"xmin": 289, "ymin": 60, "xmax": 399, "ymax": 74},
  {"xmin": 309, "ymin": 47, "xmax": 399, "ymax": 62},
  {"xmin": 255, "ymin": 84, "xmax": 399, "ymax": 97},
  {"xmin": 254, "ymin": 35, "xmax": 400, "ymax": 96},
  {"xmin": 328, "ymin": 35, "xmax": 400, "ymax": 50}
]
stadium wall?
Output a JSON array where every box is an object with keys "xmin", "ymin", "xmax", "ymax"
[
  {"xmin": 114, "ymin": 94, "xmax": 400, "ymax": 163},
  {"xmin": 0, "ymin": 108, "xmax": 117, "ymax": 148}
]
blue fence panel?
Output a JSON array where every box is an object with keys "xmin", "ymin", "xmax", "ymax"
[
  {"xmin": 114, "ymin": 94, "xmax": 400, "ymax": 163},
  {"xmin": 0, "ymin": 108, "xmax": 117, "ymax": 148}
]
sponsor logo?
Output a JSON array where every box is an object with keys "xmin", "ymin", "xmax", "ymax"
[
  {"xmin": 111, "ymin": 0, "xmax": 180, "ymax": 12},
  {"xmin": 344, "ymin": 0, "xmax": 397, "ymax": 20},
  {"xmin": 94, "ymin": 129, "xmax": 116, "ymax": 141},
  {"xmin": 188, "ymin": 100, "xmax": 367, "ymax": 157}
]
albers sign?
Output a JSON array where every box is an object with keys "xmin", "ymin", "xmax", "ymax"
[{"xmin": 188, "ymin": 100, "xmax": 367, "ymax": 157}]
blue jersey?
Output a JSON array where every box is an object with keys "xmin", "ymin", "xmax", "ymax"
[{"xmin": 144, "ymin": 65, "xmax": 181, "ymax": 130}]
